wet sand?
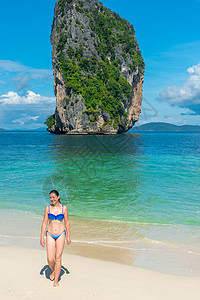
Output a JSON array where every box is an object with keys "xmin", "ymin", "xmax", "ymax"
[{"xmin": 0, "ymin": 209, "xmax": 200, "ymax": 276}]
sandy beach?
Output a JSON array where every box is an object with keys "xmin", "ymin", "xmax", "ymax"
[{"xmin": 0, "ymin": 246, "xmax": 200, "ymax": 300}]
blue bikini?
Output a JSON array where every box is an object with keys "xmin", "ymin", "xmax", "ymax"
[{"xmin": 46, "ymin": 204, "xmax": 66, "ymax": 241}]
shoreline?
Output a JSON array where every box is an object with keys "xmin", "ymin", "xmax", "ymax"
[
  {"xmin": 1, "ymin": 246, "xmax": 200, "ymax": 300},
  {"xmin": 0, "ymin": 208, "xmax": 200, "ymax": 277}
]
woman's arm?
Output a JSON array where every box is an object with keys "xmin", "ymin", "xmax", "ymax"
[
  {"xmin": 64, "ymin": 205, "xmax": 71, "ymax": 245},
  {"xmin": 40, "ymin": 206, "xmax": 48, "ymax": 247}
]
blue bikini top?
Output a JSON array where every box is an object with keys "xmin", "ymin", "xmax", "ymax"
[{"xmin": 48, "ymin": 204, "xmax": 64, "ymax": 221}]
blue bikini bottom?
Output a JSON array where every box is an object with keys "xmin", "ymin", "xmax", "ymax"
[{"xmin": 46, "ymin": 230, "xmax": 66, "ymax": 241}]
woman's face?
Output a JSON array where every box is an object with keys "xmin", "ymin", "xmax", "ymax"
[{"xmin": 49, "ymin": 193, "xmax": 60, "ymax": 205}]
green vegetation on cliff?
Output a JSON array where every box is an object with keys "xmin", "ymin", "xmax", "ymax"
[
  {"xmin": 57, "ymin": 0, "xmax": 144, "ymax": 70},
  {"xmin": 44, "ymin": 114, "xmax": 55, "ymax": 129},
  {"xmin": 49, "ymin": 0, "xmax": 145, "ymax": 132},
  {"xmin": 58, "ymin": 52, "xmax": 128, "ymax": 127}
]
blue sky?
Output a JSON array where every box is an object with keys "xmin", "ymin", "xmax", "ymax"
[{"xmin": 0, "ymin": 0, "xmax": 200, "ymax": 129}]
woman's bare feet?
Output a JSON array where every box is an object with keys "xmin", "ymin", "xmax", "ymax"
[
  {"xmin": 50, "ymin": 270, "xmax": 55, "ymax": 281},
  {"xmin": 53, "ymin": 281, "xmax": 59, "ymax": 287}
]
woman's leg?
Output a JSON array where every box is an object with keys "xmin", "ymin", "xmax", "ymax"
[
  {"xmin": 54, "ymin": 231, "xmax": 65, "ymax": 286},
  {"xmin": 46, "ymin": 233, "xmax": 56, "ymax": 280}
]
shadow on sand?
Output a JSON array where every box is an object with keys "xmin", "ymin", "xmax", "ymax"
[{"xmin": 40, "ymin": 265, "xmax": 70, "ymax": 282}]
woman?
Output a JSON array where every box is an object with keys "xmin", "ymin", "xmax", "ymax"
[{"xmin": 40, "ymin": 190, "xmax": 71, "ymax": 287}]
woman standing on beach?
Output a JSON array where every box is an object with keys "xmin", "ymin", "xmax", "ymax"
[{"xmin": 40, "ymin": 190, "xmax": 71, "ymax": 287}]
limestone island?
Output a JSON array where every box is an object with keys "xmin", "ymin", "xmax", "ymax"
[{"xmin": 45, "ymin": 0, "xmax": 145, "ymax": 134}]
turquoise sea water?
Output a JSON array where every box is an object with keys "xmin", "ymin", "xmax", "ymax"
[
  {"xmin": 0, "ymin": 131, "xmax": 199, "ymax": 226},
  {"xmin": 1, "ymin": 130, "xmax": 200, "ymax": 274}
]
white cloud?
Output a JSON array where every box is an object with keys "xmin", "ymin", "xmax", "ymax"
[
  {"xmin": 0, "ymin": 60, "xmax": 52, "ymax": 79},
  {"xmin": 0, "ymin": 79, "xmax": 6, "ymax": 84},
  {"xmin": 11, "ymin": 73, "xmax": 31, "ymax": 90},
  {"xmin": 135, "ymin": 99, "xmax": 200, "ymax": 126},
  {"xmin": 12, "ymin": 114, "xmax": 40, "ymax": 125},
  {"xmin": 0, "ymin": 60, "xmax": 52, "ymax": 90},
  {"xmin": 157, "ymin": 63, "xmax": 200, "ymax": 114},
  {"xmin": 0, "ymin": 91, "xmax": 55, "ymax": 105}
]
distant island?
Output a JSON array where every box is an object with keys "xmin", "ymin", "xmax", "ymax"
[
  {"xmin": 0, "ymin": 128, "xmax": 47, "ymax": 132},
  {"xmin": 1, "ymin": 123, "xmax": 200, "ymax": 132},
  {"xmin": 130, "ymin": 122, "xmax": 200, "ymax": 132}
]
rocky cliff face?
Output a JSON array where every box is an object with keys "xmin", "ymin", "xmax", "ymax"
[{"xmin": 49, "ymin": 0, "xmax": 145, "ymax": 134}]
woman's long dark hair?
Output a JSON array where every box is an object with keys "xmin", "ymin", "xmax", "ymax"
[{"xmin": 49, "ymin": 190, "xmax": 61, "ymax": 203}]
